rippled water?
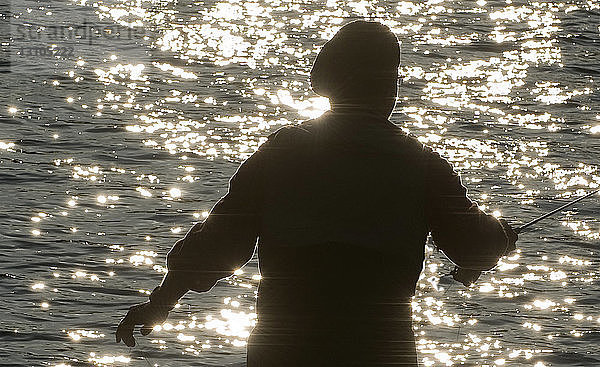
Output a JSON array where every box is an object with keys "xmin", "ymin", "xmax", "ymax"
[{"xmin": 1, "ymin": 0, "xmax": 600, "ymax": 366}]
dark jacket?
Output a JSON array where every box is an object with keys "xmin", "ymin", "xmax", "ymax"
[{"xmin": 164, "ymin": 110, "xmax": 509, "ymax": 366}]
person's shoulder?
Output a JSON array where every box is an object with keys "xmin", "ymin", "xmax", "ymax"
[
  {"xmin": 266, "ymin": 118, "xmax": 320, "ymax": 143},
  {"xmin": 383, "ymin": 120, "xmax": 425, "ymax": 151},
  {"xmin": 383, "ymin": 120, "xmax": 448, "ymax": 164},
  {"xmin": 415, "ymin": 139, "xmax": 455, "ymax": 173}
]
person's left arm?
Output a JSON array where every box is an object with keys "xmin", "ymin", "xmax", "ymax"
[
  {"xmin": 159, "ymin": 145, "xmax": 267, "ymax": 296},
  {"xmin": 116, "ymin": 139, "xmax": 270, "ymax": 347}
]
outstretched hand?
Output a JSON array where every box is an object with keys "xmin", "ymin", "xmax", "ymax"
[{"xmin": 116, "ymin": 301, "xmax": 169, "ymax": 347}]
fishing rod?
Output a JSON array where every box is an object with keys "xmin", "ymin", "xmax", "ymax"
[
  {"xmin": 451, "ymin": 189, "xmax": 599, "ymax": 286},
  {"xmin": 514, "ymin": 189, "xmax": 599, "ymax": 234}
]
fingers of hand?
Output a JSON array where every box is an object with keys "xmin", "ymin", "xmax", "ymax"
[
  {"xmin": 116, "ymin": 302, "xmax": 169, "ymax": 345},
  {"xmin": 116, "ymin": 319, "xmax": 136, "ymax": 347},
  {"xmin": 499, "ymin": 219, "xmax": 518, "ymax": 246},
  {"xmin": 452, "ymin": 267, "xmax": 481, "ymax": 287},
  {"xmin": 140, "ymin": 325, "xmax": 153, "ymax": 336},
  {"xmin": 116, "ymin": 304, "xmax": 146, "ymax": 346},
  {"xmin": 507, "ymin": 231, "xmax": 518, "ymax": 250}
]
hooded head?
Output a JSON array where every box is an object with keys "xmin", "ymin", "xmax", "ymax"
[{"xmin": 310, "ymin": 21, "xmax": 400, "ymax": 118}]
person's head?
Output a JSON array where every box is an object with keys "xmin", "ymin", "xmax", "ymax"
[{"xmin": 310, "ymin": 21, "xmax": 400, "ymax": 118}]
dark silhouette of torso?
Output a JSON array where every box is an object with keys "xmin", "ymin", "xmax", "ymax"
[{"xmin": 249, "ymin": 111, "xmax": 425, "ymax": 366}]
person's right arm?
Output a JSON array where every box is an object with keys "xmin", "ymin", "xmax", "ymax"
[{"xmin": 424, "ymin": 146, "xmax": 515, "ymax": 271}]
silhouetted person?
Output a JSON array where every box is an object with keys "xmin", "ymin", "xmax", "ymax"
[{"xmin": 117, "ymin": 21, "xmax": 518, "ymax": 366}]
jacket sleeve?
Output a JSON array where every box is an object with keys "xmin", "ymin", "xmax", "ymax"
[
  {"xmin": 424, "ymin": 146, "xmax": 509, "ymax": 271},
  {"xmin": 158, "ymin": 140, "xmax": 268, "ymax": 298}
]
